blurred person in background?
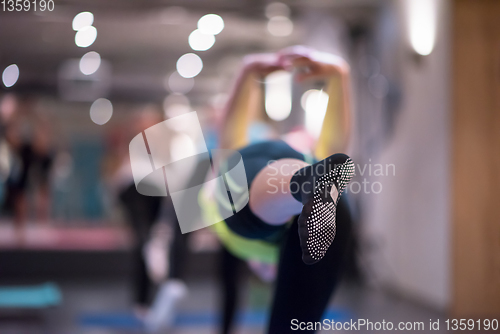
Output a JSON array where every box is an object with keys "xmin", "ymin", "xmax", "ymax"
[
  {"xmin": 102, "ymin": 107, "xmax": 164, "ymax": 316},
  {"xmin": 1, "ymin": 93, "xmax": 56, "ymax": 242},
  {"xmin": 204, "ymin": 46, "xmax": 355, "ymax": 334},
  {"xmin": 102, "ymin": 106, "xmax": 189, "ymax": 331},
  {"xmin": 143, "ymin": 105, "xmax": 228, "ymax": 332}
]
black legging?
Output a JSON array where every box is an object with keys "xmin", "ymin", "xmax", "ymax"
[
  {"xmin": 268, "ymin": 197, "xmax": 352, "ymax": 333},
  {"xmin": 219, "ymin": 246, "xmax": 245, "ymax": 334},
  {"xmin": 219, "ymin": 198, "xmax": 352, "ymax": 334},
  {"xmin": 119, "ymin": 184, "xmax": 162, "ymax": 306}
]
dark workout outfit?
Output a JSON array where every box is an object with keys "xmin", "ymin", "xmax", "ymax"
[
  {"xmin": 3, "ymin": 143, "xmax": 54, "ymax": 214},
  {"xmin": 212, "ymin": 140, "xmax": 353, "ymax": 334},
  {"xmin": 119, "ymin": 184, "xmax": 162, "ymax": 306}
]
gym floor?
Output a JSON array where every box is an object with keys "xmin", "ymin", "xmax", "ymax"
[{"xmin": 0, "ymin": 277, "xmax": 449, "ymax": 334}]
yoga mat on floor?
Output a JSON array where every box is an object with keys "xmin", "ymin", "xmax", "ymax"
[{"xmin": 0, "ymin": 282, "xmax": 62, "ymax": 308}]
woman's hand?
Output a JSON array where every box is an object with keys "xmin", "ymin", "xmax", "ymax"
[
  {"xmin": 278, "ymin": 45, "xmax": 350, "ymax": 82},
  {"xmin": 242, "ymin": 53, "xmax": 285, "ymax": 77},
  {"xmin": 241, "ymin": 47, "xmax": 349, "ymax": 81}
]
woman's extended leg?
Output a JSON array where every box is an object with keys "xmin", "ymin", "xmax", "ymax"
[
  {"xmin": 249, "ymin": 158, "xmax": 309, "ymax": 225},
  {"xmin": 267, "ymin": 197, "xmax": 353, "ymax": 334}
]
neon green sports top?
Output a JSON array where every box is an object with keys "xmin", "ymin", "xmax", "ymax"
[{"xmin": 199, "ymin": 186, "xmax": 280, "ymax": 264}]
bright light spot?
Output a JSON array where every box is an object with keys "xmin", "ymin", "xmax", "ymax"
[
  {"xmin": 72, "ymin": 12, "xmax": 94, "ymax": 31},
  {"xmin": 2, "ymin": 64, "xmax": 19, "ymax": 88},
  {"xmin": 160, "ymin": 6, "xmax": 188, "ymax": 25},
  {"xmin": 265, "ymin": 70, "xmax": 292, "ymax": 121},
  {"xmin": 163, "ymin": 93, "xmax": 191, "ymax": 118},
  {"xmin": 176, "ymin": 53, "xmax": 203, "ymax": 78},
  {"xmin": 165, "ymin": 71, "xmax": 195, "ymax": 94},
  {"xmin": 197, "ymin": 14, "xmax": 224, "ymax": 35},
  {"xmin": 408, "ymin": 0, "xmax": 436, "ymax": 56},
  {"xmin": 170, "ymin": 133, "xmax": 196, "ymax": 162},
  {"xmin": 302, "ymin": 89, "xmax": 329, "ymax": 138},
  {"xmin": 79, "ymin": 51, "xmax": 101, "ymax": 75},
  {"xmin": 188, "ymin": 29, "xmax": 216, "ymax": 51},
  {"xmin": 90, "ymin": 98, "xmax": 113, "ymax": 125},
  {"xmin": 267, "ymin": 16, "xmax": 293, "ymax": 37},
  {"xmin": 265, "ymin": 2, "xmax": 291, "ymax": 19},
  {"xmin": 75, "ymin": 26, "xmax": 97, "ymax": 48}
]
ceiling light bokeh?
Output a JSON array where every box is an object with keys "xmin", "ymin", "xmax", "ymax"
[
  {"xmin": 265, "ymin": 2, "xmax": 291, "ymax": 19},
  {"xmin": 176, "ymin": 53, "xmax": 203, "ymax": 78},
  {"xmin": 72, "ymin": 12, "xmax": 94, "ymax": 31},
  {"xmin": 197, "ymin": 14, "xmax": 224, "ymax": 35},
  {"xmin": 408, "ymin": 0, "xmax": 437, "ymax": 56},
  {"xmin": 79, "ymin": 51, "xmax": 101, "ymax": 75},
  {"xmin": 265, "ymin": 70, "xmax": 292, "ymax": 121},
  {"xmin": 165, "ymin": 71, "xmax": 195, "ymax": 94},
  {"xmin": 90, "ymin": 98, "xmax": 113, "ymax": 125},
  {"xmin": 2, "ymin": 64, "xmax": 19, "ymax": 88},
  {"xmin": 267, "ymin": 16, "xmax": 293, "ymax": 37},
  {"xmin": 75, "ymin": 26, "xmax": 97, "ymax": 48},
  {"xmin": 302, "ymin": 89, "xmax": 329, "ymax": 138},
  {"xmin": 188, "ymin": 29, "xmax": 216, "ymax": 51}
]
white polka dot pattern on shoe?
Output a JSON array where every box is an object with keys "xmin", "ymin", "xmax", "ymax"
[{"xmin": 305, "ymin": 158, "xmax": 355, "ymax": 261}]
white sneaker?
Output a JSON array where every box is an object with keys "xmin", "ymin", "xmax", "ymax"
[{"xmin": 144, "ymin": 279, "xmax": 188, "ymax": 332}]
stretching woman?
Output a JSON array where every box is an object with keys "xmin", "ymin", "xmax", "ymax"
[{"xmin": 204, "ymin": 46, "xmax": 355, "ymax": 333}]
